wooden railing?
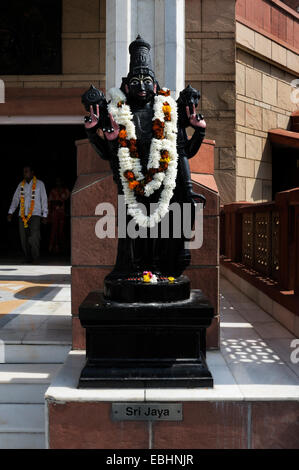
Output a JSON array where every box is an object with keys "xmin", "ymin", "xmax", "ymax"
[{"xmin": 221, "ymin": 188, "xmax": 299, "ymax": 294}]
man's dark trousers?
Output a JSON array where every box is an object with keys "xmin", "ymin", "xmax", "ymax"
[{"xmin": 18, "ymin": 216, "xmax": 41, "ymax": 261}]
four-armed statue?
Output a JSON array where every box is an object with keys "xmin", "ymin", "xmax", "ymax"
[{"xmin": 78, "ymin": 36, "xmax": 214, "ymax": 388}]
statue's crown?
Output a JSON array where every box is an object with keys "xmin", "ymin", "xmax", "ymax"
[{"xmin": 128, "ymin": 35, "xmax": 153, "ymax": 77}]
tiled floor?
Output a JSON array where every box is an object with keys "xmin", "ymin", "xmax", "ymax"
[
  {"xmin": 47, "ymin": 273, "xmax": 298, "ymax": 404},
  {"xmin": 219, "ymin": 276, "xmax": 299, "ymax": 400},
  {"xmin": 1, "ymin": 266, "xmax": 296, "ymax": 448},
  {"xmin": 0, "ymin": 265, "xmax": 72, "ymax": 344},
  {"xmin": 0, "ymin": 264, "xmax": 72, "ymax": 448},
  {"xmin": 0, "ymin": 265, "xmax": 298, "ymax": 401}
]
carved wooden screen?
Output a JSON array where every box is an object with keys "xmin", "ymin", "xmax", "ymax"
[
  {"xmin": 242, "ymin": 213, "xmax": 254, "ymax": 268},
  {"xmin": 271, "ymin": 211, "xmax": 280, "ymax": 280},
  {"xmin": 254, "ymin": 212, "xmax": 271, "ymax": 276}
]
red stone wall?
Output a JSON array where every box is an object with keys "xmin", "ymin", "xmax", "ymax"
[
  {"xmin": 71, "ymin": 137, "xmax": 220, "ymax": 349},
  {"xmin": 48, "ymin": 400, "xmax": 299, "ymax": 449},
  {"xmin": 236, "ymin": 0, "xmax": 299, "ymax": 53}
]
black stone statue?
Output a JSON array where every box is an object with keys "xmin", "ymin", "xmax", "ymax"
[
  {"xmin": 78, "ymin": 36, "xmax": 214, "ymax": 388},
  {"xmin": 82, "ymin": 36, "xmax": 207, "ymax": 292}
]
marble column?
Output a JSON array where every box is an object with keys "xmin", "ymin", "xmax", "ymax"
[
  {"xmin": 105, "ymin": 0, "xmax": 132, "ymax": 92},
  {"xmin": 106, "ymin": 0, "xmax": 185, "ymax": 97},
  {"xmin": 154, "ymin": 0, "xmax": 185, "ymax": 97}
]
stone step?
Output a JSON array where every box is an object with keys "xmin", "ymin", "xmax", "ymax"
[
  {"xmin": 2, "ymin": 344, "xmax": 71, "ymax": 364},
  {"xmin": 0, "ymin": 364, "xmax": 61, "ymax": 403},
  {"xmin": 0, "ymin": 433, "xmax": 45, "ymax": 449},
  {"xmin": 0, "ymin": 401, "xmax": 46, "ymax": 448},
  {"xmin": 0, "ymin": 404, "xmax": 44, "ymax": 433}
]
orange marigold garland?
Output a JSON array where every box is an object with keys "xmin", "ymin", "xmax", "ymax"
[
  {"xmin": 129, "ymin": 139, "xmax": 139, "ymax": 158},
  {"xmin": 152, "ymin": 119, "xmax": 165, "ymax": 139},
  {"xmin": 123, "ymin": 170, "xmax": 135, "ymax": 181},
  {"xmin": 118, "ymin": 126, "xmax": 128, "ymax": 147},
  {"xmin": 158, "ymin": 89, "xmax": 171, "ymax": 97},
  {"xmin": 162, "ymin": 102, "xmax": 171, "ymax": 121},
  {"xmin": 20, "ymin": 176, "xmax": 37, "ymax": 228}
]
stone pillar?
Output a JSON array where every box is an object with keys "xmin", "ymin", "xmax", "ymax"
[
  {"xmin": 106, "ymin": 0, "xmax": 132, "ymax": 92},
  {"xmin": 154, "ymin": 0, "xmax": 185, "ymax": 97},
  {"xmin": 106, "ymin": 0, "xmax": 185, "ymax": 96}
]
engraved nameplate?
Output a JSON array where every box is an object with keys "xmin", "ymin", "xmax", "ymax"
[{"xmin": 112, "ymin": 403, "xmax": 183, "ymax": 421}]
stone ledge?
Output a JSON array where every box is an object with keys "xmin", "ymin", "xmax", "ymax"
[
  {"xmin": 268, "ymin": 128, "xmax": 299, "ymax": 149},
  {"xmin": 45, "ymin": 345, "xmax": 299, "ymax": 404},
  {"xmin": 220, "ymin": 259, "xmax": 299, "ymax": 330}
]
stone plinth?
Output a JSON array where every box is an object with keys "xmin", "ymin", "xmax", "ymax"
[
  {"xmin": 78, "ymin": 290, "xmax": 214, "ymax": 388},
  {"xmin": 71, "ymin": 137, "xmax": 220, "ymax": 350},
  {"xmin": 45, "ymin": 351, "xmax": 299, "ymax": 449}
]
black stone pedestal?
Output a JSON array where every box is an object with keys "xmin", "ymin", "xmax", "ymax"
[{"xmin": 78, "ymin": 290, "xmax": 214, "ymax": 388}]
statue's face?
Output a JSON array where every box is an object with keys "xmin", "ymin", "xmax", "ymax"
[{"xmin": 127, "ymin": 74, "xmax": 155, "ymax": 103}]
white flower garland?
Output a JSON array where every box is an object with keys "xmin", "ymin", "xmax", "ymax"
[{"xmin": 107, "ymin": 87, "xmax": 178, "ymax": 228}]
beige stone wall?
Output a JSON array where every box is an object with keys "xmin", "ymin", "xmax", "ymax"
[
  {"xmin": 2, "ymin": 0, "xmax": 106, "ymax": 89},
  {"xmin": 185, "ymin": 0, "xmax": 236, "ymax": 204},
  {"xmin": 235, "ymin": 23, "xmax": 299, "ymax": 203}
]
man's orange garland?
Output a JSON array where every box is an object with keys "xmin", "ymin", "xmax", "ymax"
[{"xmin": 20, "ymin": 176, "xmax": 37, "ymax": 228}]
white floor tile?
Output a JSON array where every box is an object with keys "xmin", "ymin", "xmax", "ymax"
[
  {"xmin": 2, "ymin": 315, "xmax": 48, "ymax": 331},
  {"xmin": 0, "ymin": 330, "xmax": 25, "ymax": 344},
  {"xmin": 220, "ymin": 310, "xmax": 249, "ymax": 324},
  {"xmin": 221, "ymin": 338, "xmax": 285, "ymax": 366},
  {"xmin": 221, "ymin": 325, "xmax": 261, "ymax": 341},
  {"xmin": 40, "ymin": 316, "xmax": 71, "ymax": 330},
  {"xmin": 253, "ymin": 321, "xmax": 295, "ymax": 339},
  {"xmin": 4, "ymin": 344, "xmax": 71, "ymax": 363},
  {"xmin": 237, "ymin": 306, "xmax": 273, "ymax": 324},
  {"xmin": 227, "ymin": 362, "xmax": 299, "ymax": 399},
  {"xmin": 0, "ymin": 432, "xmax": 45, "ymax": 449},
  {"xmin": 0, "ymin": 404, "xmax": 44, "ymax": 432},
  {"xmin": 265, "ymin": 338, "xmax": 299, "ymax": 378},
  {"xmin": 22, "ymin": 329, "xmax": 72, "ymax": 345},
  {"xmin": 0, "ymin": 363, "xmax": 60, "ymax": 383}
]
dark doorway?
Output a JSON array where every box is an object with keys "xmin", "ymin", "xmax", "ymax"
[
  {"xmin": 0, "ymin": 124, "xmax": 86, "ymax": 264},
  {"xmin": 272, "ymin": 144, "xmax": 299, "ymax": 198}
]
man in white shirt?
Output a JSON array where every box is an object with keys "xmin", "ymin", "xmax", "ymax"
[{"xmin": 7, "ymin": 165, "xmax": 48, "ymax": 264}]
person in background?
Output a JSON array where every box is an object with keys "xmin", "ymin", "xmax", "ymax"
[
  {"xmin": 48, "ymin": 176, "xmax": 70, "ymax": 254},
  {"xmin": 7, "ymin": 165, "xmax": 48, "ymax": 264}
]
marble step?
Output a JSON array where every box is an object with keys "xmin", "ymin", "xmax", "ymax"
[
  {"xmin": 0, "ymin": 432, "xmax": 45, "ymax": 449},
  {"xmin": 0, "ymin": 404, "xmax": 44, "ymax": 433},
  {"xmin": 0, "ymin": 364, "xmax": 61, "ymax": 403},
  {"xmin": 2, "ymin": 344, "xmax": 71, "ymax": 364}
]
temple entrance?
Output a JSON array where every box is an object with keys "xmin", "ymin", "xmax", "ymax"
[{"xmin": 0, "ymin": 124, "xmax": 86, "ymax": 264}]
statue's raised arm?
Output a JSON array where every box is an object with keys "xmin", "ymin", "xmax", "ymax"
[
  {"xmin": 177, "ymin": 84, "xmax": 206, "ymax": 160},
  {"xmin": 176, "ymin": 84, "xmax": 207, "ymax": 207},
  {"xmin": 81, "ymin": 85, "xmax": 120, "ymax": 161}
]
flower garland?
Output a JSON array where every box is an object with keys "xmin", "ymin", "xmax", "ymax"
[
  {"xmin": 20, "ymin": 176, "xmax": 37, "ymax": 228},
  {"xmin": 107, "ymin": 87, "xmax": 178, "ymax": 228}
]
